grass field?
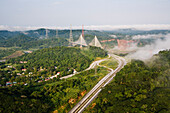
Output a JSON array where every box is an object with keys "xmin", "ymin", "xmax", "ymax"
[{"xmin": 99, "ymin": 57, "xmax": 118, "ymax": 70}]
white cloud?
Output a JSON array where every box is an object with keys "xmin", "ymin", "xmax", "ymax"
[
  {"xmin": 0, "ymin": 24, "xmax": 170, "ymax": 31},
  {"xmin": 126, "ymin": 34, "xmax": 170, "ymax": 61},
  {"xmin": 132, "ymin": 34, "xmax": 165, "ymax": 40},
  {"xmin": 84, "ymin": 24, "xmax": 170, "ymax": 30}
]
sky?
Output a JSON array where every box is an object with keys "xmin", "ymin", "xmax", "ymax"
[{"xmin": 0, "ymin": 0, "xmax": 170, "ymax": 30}]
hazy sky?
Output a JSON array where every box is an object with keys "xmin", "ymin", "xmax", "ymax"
[{"xmin": 0, "ymin": 0, "xmax": 170, "ymax": 27}]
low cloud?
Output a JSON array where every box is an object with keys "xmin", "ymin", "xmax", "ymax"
[
  {"xmin": 126, "ymin": 34, "xmax": 170, "ymax": 61},
  {"xmin": 1, "ymin": 24, "xmax": 170, "ymax": 31},
  {"xmin": 84, "ymin": 24, "xmax": 170, "ymax": 31},
  {"xmin": 132, "ymin": 34, "xmax": 165, "ymax": 40}
]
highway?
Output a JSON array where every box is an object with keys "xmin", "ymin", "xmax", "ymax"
[{"xmin": 69, "ymin": 54, "xmax": 126, "ymax": 113}]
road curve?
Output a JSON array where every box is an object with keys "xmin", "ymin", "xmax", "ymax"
[
  {"xmin": 60, "ymin": 55, "xmax": 111, "ymax": 79},
  {"xmin": 69, "ymin": 54, "xmax": 126, "ymax": 113}
]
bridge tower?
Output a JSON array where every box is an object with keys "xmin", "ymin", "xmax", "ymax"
[
  {"xmin": 73, "ymin": 34, "xmax": 88, "ymax": 47},
  {"xmin": 89, "ymin": 36, "xmax": 103, "ymax": 49},
  {"xmin": 82, "ymin": 25, "xmax": 84, "ymax": 38},
  {"xmin": 69, "ymin": 25, "xmax": 73, "ymax": 46},
  {"xmin": 56, "ymin": 28, "xmax": 58, "ymax": 38},
  {"xmin": 46, "ymin": 28, "xmax": 48, "ymax": 38}
]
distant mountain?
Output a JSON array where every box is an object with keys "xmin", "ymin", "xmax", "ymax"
[
  {"xmin": 25, "ymin": 28, "xmax": 111, "ymax": 41},
  {"xmin": 106, "ymin": 29, "xmax": 170, "ymax": 35},
  {"xmin": 0, "ymin": 29, "xmax": 112, "ymax": 49},
  {"xmin": 0, "ymin": 30, "xmax": 20, "ymax": 40}
]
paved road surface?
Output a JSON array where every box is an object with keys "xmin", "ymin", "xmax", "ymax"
[{"xmin": 69, "ymin": 54, "xmax": 126, "ymax": 113}]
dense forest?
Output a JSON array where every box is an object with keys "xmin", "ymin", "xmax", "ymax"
[
  {"xmin": 0, "ymin": 46, "xmax": 107, "ymax": 86},
  {"xmin": 0, "ymin": 34, "xmax": 68, "ymax": 50},
  {"xmin": 9, "ymin": 46, "xmax": 90, "ymax": 73},
  {"xmin": 0, "ymin": 67, "xmax": 109, "ymax": 113},
  {"xmin": 86, "ymin": 49, "xmax": 170, "ymax": 113},
  {"xmin": 8, "ymin": 46, "xmax": 106, "ymax": 74},
  {"xmin": 0, "ymin": 46, "xmax": 108, "ymax": 113}
]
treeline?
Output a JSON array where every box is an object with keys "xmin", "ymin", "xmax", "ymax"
[
  {"xmin": 86, "ymin": 49, "xmax": 170, "ymax": 113},
  {"xmin": 0, "ymin": 34, "xmax": 68, "ymax": 49}
]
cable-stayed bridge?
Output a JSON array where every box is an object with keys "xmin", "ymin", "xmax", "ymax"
[
  {"xmin": 70, "ymin": 34, "xmax": 103, "ymax": 48},
  {"xmin": 68, "ymin": 25, "xmax": 103, "ymax": 48},
  {"xmin": 89, "ymin": 35, "xmax": 103, "ymax": 48},
  {"xmin": 72, "ymin": 34, "xmax": 88, "ymax": 47}
]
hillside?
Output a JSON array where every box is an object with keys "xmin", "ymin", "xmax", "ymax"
[
  {"xmin": 86, "ymin": 49, "xmax": 170, "ymax": 113},
  {"xmin": 0, "ymin": 46, "xmax": 108, "ymax": 113},
  {"xmin": 0, "ymin": 33, "xmax": 68, "ymax": 50},
  {"xmin": 9, "ymin": 47, "xmax": 90, "ymax": 75},
  {"xmin": 6, "ymin": 46, "xmax": 107, "ymax": 77},
  {"xmin": 5, "ymin": 51, "xmax": 24, "ymax": 59},
  {"xmin": 0, "ymin": 49, "xmax": 16, "ymax": 60}
]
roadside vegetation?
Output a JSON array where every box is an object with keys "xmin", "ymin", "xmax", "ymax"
[
  {"xmin": 85, "ymin": 49, "xmax": 170, "ymax": 113},
  {"xmin": 99, "ymin": 57, "xmax": 118, "ymax": 70}
]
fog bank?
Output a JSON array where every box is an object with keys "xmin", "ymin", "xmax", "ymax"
[{"xmin": 126, "ymin": 34, "xmax": 170, "ymax": 61}]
